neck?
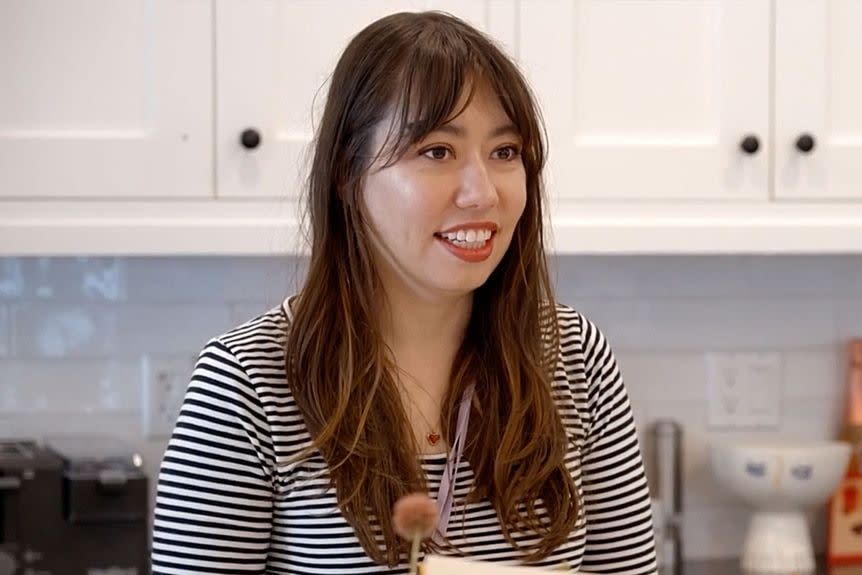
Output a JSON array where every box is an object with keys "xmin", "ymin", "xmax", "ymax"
[{"xmin": 380, "ymin": 287, "xmax": 472, "ymax": 354}]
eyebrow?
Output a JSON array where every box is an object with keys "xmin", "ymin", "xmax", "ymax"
[{"xmin": 432, "ymin": 123, "xmax": 520, "ymax": 139}]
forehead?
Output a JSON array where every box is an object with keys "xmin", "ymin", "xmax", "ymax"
[
  {"xmin": 444, "ymin": 85, "xmax": 512, "ymax": 128},
  {"xmin": 374, "ymin": 82, "xmax": 515, "ymax": 150}
]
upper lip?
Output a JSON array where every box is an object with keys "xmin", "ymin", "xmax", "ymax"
[{"xmin": 437, "ymin": 221, "xmax": 499, "ymax": 234}]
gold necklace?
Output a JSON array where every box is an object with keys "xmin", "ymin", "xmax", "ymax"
[
  {"xmin": 405, "ymin": 393, "xmax": 442, "ymax": 446},
  {"xmin": 396, "ymin": 370, "xmax": 444, "ymax": 447}
]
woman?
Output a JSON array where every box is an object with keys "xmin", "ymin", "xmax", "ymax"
[{"xmin": 152, "ymin": 11, "xmax": 657, "ymax": 575}]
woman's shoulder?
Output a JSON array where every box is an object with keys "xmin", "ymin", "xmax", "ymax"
[
  {"xmin": 542, "ymin": 300, "xmax": 588, "ymax": 349},
  {"xmin": 190, "ymin": 300, "xmax": 292, "ymax": 394},
  {"xmin": 546, "ymin": 300, "xmax": 616, "ymax": 373},
  {"xmin": 187, "ymin": 300, "xmax": 295, "ymax": 419},
  {"xmin": 210, "ymin": 299, "xmax": 291, "ymax": 355}
]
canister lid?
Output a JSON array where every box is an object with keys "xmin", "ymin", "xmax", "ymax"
[{"xmin": 45, "ymin": 435, "xmax": 144, "ymax": 473}]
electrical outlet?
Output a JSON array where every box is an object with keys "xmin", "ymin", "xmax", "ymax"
[
  {"xmin": 707, "ymin": 352, "xmax": 782, "ymax": 428},
  {"xmin": 142, "ymin": 355, "xmax": 195, "ymax": 438}
]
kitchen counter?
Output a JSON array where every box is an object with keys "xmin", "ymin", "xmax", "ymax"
[{"xmin": 668, "ymin": 558, "xmax": 862, "ymax": 575}]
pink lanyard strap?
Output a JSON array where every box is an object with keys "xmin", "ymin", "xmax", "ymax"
[{"xmin": 432, "ymin": 384, "xmax": 475, "ymax": 545}]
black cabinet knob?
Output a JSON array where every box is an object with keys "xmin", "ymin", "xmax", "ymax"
[
  {"xmin": 740, "ymin": 135, "xmax": 760, "ymax": 155},
  {"xmin": 795, "ymin": 133, "xmax": 815, "ymax": 153},
  {"xmin": 240, "ymin": 128, "xmax": 262, "ymax": 150}
]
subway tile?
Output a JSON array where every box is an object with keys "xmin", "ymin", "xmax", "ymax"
[
  {"xmin": 553, "ymin": 255, "xmax": 646, "ymax": 298},
  {"xmin": 616, "ymin": 352, "xmax": 709, "ymax": 402},
  {"xmin": 0, "ymin": 306, "xmax": 9, "ymax": 357},
  {"xmin": 745, "ymin": 255, "xmax": 837, "ymax": 298},
  {"xmin": 0, "ymin": 358, "xmax": 141, "ymax": 413},
  {"xmin": 782, "ymin": 348, "xmax": 843, "ymax": 400},
  {"xmin": 566, "ymin": 298, "xmax": 649, "ymax": 350},
  {"xmin": 779, "ymin": 397, "xmax": 843, "ymax": 441},
  {"xmin": 0, "ymin": 259, "xmax": 24, "ymax": 298},
  {"xmin": 835, "ymin": 298, "xmax": 862, "ymax": 340},
  {"xmin": 627, "ymin": 256, "xmax": 752, "ymax": 298},
  {"xmin": 229, "ymin": 302, "xmax": 280, "ymax": 326},
  {"xmin": 2, "ymin": 257, "xmax": 128, "ymax": 302},
  {"xmin": 680, "ymin": 505, "xmax": 751, "ymax": 560},
  {"xmin": 124, "ymin": 256, "xmax": 306, "ymax": 305},
  {"xmin": 554, "ymin": 255, "xmax": 753, "ymax": 299},
  {"xmin": 629, "ymin": 298, "xmax": 836, "ymax": 352},
  {"xmin": 832, "ymin": 255, "xmax": 862, "ymax": 298},
  {"xmin": 12, "ymin": 303, "xmax": 232, "ymax": 359}
]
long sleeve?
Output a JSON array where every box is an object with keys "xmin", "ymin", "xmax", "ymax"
[
  {"xmin": 577, "ymin": 314, "xmax": 658, "ymax": 575},
  {"xmin": 151, "ymin": 339, "xmax": 275, "ymax": 574}
]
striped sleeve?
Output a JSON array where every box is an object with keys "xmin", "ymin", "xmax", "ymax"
[
  {"xmin": 151, "ymin": 338, "xmax": 275, "ymax": 575},
  {"xmin": 576, "ymin": 314, "xmax": 658, "ymax": 575}
]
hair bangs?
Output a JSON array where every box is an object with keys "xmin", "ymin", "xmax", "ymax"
[{"xmin": 375, "ymin": 38, "xmax": 482, "ymax": 168}]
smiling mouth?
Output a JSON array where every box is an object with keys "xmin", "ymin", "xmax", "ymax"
[{"xmin": 434, "ymin": 229, "xmax": 495, "ymax": 249}]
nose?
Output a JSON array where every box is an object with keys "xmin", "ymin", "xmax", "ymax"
[{"xmin": 455, "ymin": 153, "xmax": 499, "ymax": 210}]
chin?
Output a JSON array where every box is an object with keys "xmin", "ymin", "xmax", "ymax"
[{"xmin": 437, "ymin": 269, "xmax": 497, "ymax": 295}]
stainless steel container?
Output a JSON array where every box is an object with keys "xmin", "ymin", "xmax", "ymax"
[{"xmin": 651, "ymin": 419, "xmax": 683, "ymax": 574}]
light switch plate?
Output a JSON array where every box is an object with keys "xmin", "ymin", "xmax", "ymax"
[{"xmin": 706, "ymin": 352, "xmax": 782, "ymax": 428}]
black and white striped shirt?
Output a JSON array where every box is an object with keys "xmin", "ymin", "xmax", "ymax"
[{"xmin": 152, "ymin": 301, "xmax": 658, "ymax": 574}]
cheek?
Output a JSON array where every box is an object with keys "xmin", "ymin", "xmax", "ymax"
[
  {"xmin": 507, "ymin": 177, "xmax": 529, "ymax": 223},
  {"xmin": 364, "ymin": 171, "xmax": 438, "ymax": 242}
]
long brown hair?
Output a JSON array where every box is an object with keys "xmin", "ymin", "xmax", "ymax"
[{"xmin": 286, "ymin": 11, "xmax": 578, "ymax": 566}]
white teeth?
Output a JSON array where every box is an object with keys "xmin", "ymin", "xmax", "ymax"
[
  {"xmin": 447, "ymin": 239, "xmax": 486, "ymax": 249},
  {"xmin": 437, "ymin": 228, "xmax": 495, "ymax": 250},
  {"xmin": 439, "ymin": 229, "xmax": 494, "ymax": 242}
]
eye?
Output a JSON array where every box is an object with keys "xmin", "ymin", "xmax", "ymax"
[
  {"xmin": 421, "ymin": 146, "xmax": 452, "ymax": 161},
  {"xmin": 494, "ymin": 145, "xmax": 521, "ymax": 161}
]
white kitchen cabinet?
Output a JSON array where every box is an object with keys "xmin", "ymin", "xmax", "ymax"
[
  {"xmin": 518, "ymin": 0, "xmax": 770, "ymax": 202},
  {"xmin": 215, "ymin": 0, "xmax": 517, "ymax": 200},
  {"xmin": 0, "ymin": 0, "xmax": 213, "ymax": 200},
  {"xmin": 774, "ymin": 0, "xmax": 862, "ymax": 200},
  {"xmin": 2, "ymin": 0, "xmax": 862, "ymax": 255}
]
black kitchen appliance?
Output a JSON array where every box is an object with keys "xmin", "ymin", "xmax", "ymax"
[{"xmin": 0, "ymin": 437, "xmax": 148, "ymax": 575}]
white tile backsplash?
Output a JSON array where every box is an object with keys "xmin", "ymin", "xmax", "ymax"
[
  {"xmin": 0, "ymin": 306, "xmax": 9, "ymax": 357},
  {"xmin": 782, "ymin": 348, "xmax": 843, "ymax": 400},
  {"xmin": 634, "ymin": 298, "xmax": 836, "ymax": 351},
  {"xmin": 0, "ymin": 254, "xmax": 860, "ymax": 560},
  {"xmin": 835, "ymin": 298, "xmax": 862, "ymax": 338},
  {"xmin": 680, "ymin": 505, "xmax": 752, "ymax": 560},
  {"xmin": 618, "ymin": 352, "xmax": 709, "ymax": 402},
  {"xmin": 554, "ymin": 256, "xmax": 754, "ymax": 299},
  {"xmin": 833, "ymin": 261, "xmax": 862, "ymax": 298},
  {"xmin": 0, "ymin": 260, "xmax": 24, "ymax": 298},
  {"xmin": 0, "ymin": 258, "xmax": 127, "ymax": 302},
  {"xmin": 124, "ymin": 256, "xmax": 305, "ymax": 305},
  {"xmin": 746, "ymin": 257, "xmax": 837, "ymax": 297},
  {"xmin": 12, "ymin": 303, "xmax": 233, "ymax": 358},
  {"xmin": 0, "ymin": 357, "xmax": 141, "ymax": 413}
]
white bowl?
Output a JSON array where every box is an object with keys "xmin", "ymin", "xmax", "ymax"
[
  {"xmin": 709, "ymin": 440, "xmax": 850, "ymax": 510},
  {"xmin": 709, "ymin": 440, "xmax": 851, "ymax": 574}
]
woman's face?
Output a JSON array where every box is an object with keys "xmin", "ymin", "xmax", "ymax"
[{"xmin": 362, "ymin": 84, "xmax": 528, "ymax": 302}]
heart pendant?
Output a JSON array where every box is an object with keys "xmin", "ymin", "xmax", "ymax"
[{"xmin": 426, "ymin": 432, "xmax": 441, "ymax": 446}]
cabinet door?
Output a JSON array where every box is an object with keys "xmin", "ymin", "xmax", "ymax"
[
  {"xmin": 0, "ymin": 0, "xmax": 212, "ymax": 199},
  {"xmin": 518, "ymin": 0, "xmax": 770, "ymax": 201},
  {"xmin": 775, "ymin": 0, "xmax": 862, "ymax": 200},
  {"xmin": 215, "ymin": 0, "xmax": 517, "ymax": 199}
]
